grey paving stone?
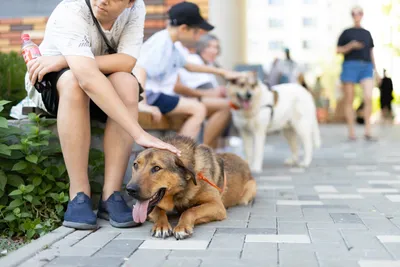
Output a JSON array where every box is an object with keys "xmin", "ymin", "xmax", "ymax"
[
  {"xmin": 57, "ymin": 246, "xmax": 100, "ymax": 257},
  {"xmin": 73, "ymin": 232, "xmax": 119, "ymax": 248},
  {"xmin": 216, "ymin": 227, "xmax": 275, "ymax": 235},
  {"xmin": 330, "ymin": 213, "xmax": 364, "ymax": 224},
  {"xmin": 382, "ymin": 243, "xmax": 400, "ymax": 260},
  {"xmin": 279, "ymin": 248, "xmax": 319, "ymax": 266},
  {"xmin": 168, "ymin": 249, "xmax": 240, "ymax": 259},
  {"xmin": 308, "ymin": 229, "xmax": 345, "ymax": 243},
  {"xmin": 159, "ymin": 259, "xmax": 201, "ymax": 267},
  {"xmin": 241, "ymin": 243, "xmax": 277, "ymax": 261},
  {"xmin": 47, "ymin": 256, "xmax": 124, "ymax": 267},
  {"xmin": 122, "ymin": 250, "xmax": 169, "ymax": 267},
  {"xmin": 199, "ymin": 220, "xmax": 247, "ymax": 228},
  {"xmin": 208, "ymin": 234, "xmax": 245, "ymax": 251},
  {"xmin": 361, "ymin": 218, "xmax": 400, "ymax": 234},
  {"xmin": 200, "ymin": 259, "xmax": 275, "ymax": 267},
  {"xmin": 298, "ymin": 195, "xmax": 320, "ymax": 200},
  {"xmin": 278, "ymin": 222, "xmax": 308, "ymax": 235},
  {"xmin": 318, "ymin": 260, "xmax": 360, "ymax": 267},
  {"xmin": 340, "ymin": 230, "xmax": 389, "ymax": 251},
  {"xmin": 92, "ymin": 239, "xmax": 142, "ymax": 257},
  {"xmin": 247, "ymin": 218, "xmax": 276, "ymax": 229}
]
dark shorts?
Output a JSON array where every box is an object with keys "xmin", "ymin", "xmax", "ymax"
[
  {"xmin": 151, "ymin": 93, "xmax": 180, "ymax": 114},
  {"xmin": 40, "ymin": 68, "xmax": 144, "ymax": 123}
]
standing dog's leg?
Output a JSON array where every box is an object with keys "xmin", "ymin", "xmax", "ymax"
[
  {"xmin": 293, "ymin": 122, "xmax": 313, "ymax": 168},
  {"xmin": 283, "ymin": 128, "xmax": 298, "ymax": 166},
  {"xmin": 148, "ymin": 206, "xmax": 173, "ymax": 239},
  {"xmin": 239, "ymin": 128, "xmax": 254, "ymax": 164},
  {"xmin": 173, "ymin": 201, "xmax": 226, "ymax": 240},
  {"xmin": 252, "ymin": 129, "xmax": 267, "ymax": 172}
]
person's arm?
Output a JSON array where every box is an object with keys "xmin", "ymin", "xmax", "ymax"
[
  {"xmin": 184, "ymin": 63, "xmax": 225, "ymax": 76},
  {"xmin": 51, "ymin": 54, "xmax": 136, "ymax": 75},
  {"xmin": 184, "ymin": 63, "xmax": 242, "ymax": 80},
  {"xmin": 337, "ymin": 40, "xmax": 363, "ymax": 54},
  {"xmin": 173, "ymin": 76, "xmax": 224, "ymax": 98}
]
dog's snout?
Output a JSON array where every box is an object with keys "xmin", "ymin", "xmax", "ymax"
[
  {"xmin": 126, "ymin": 183, "xmax": 140, "ymax": 198},
  {"xmin": 246, "ymin": 91, "xmax": 252, "ymax": 100}
]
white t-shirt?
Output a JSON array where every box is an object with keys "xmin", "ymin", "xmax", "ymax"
[
  {"xmin": 137, "ymin": 30, "xmax": 187, "ymax": 102},
  {"xmin": 25, "ymin": 0, "xmax": 146, "ymax": 112},
  {"xmin": 175, "ymin": 42, "xmax": 219, "ymax": 89}
]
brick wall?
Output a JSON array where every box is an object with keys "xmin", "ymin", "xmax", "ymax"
[{"xmin": 0, "ymin": 0, "xmax": 209, "ymax": 53}]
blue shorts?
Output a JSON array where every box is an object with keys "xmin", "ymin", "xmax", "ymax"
[
  {"xmin": 340, "ymin": 60, "xmax": 373, "ymax": 84},
  {"xmin": 151, "ymin": 93, "xmax": 180, "ymax": 114}
]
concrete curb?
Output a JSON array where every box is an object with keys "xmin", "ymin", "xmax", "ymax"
[{"xmin": 0, "ymin": 226, "xmax": 75, "ymax": 267}]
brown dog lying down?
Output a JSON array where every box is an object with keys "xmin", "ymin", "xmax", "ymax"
[{"xmin": 126, "ymin": 135, "xmax": 257, "ymax": 240}]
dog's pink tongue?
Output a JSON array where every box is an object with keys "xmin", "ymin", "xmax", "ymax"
[
  {"xmin": 132, "ymin": 200, "xmax": 149, "ymax": 223},
  {"xmin": 242, "ymin": 101, "xmax": 250, "ymax": 110}
]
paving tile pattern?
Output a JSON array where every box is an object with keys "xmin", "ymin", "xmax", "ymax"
[{"xmin": 14, "ymin": 125, "xmax": 400, "ymax": 267}]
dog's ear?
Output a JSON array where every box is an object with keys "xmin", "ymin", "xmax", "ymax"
[{"xmin": 174, "ymin": 157, "xmax": 197, "ymax": 185}]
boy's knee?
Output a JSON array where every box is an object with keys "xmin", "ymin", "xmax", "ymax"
[
  {"xmin": 57, "ymin": 71, "xmax": 89, "ymax": 104},
  {"xmin": 108, "ymin": 72, "xmax": 139, "ymax": 107},
  {"xmin": 194, "ymin": 102, "xmax": 207, "ymax": 119}
]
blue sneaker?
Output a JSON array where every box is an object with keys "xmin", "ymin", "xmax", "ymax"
[
  {"xmin": 97, "ymin": 191, "xmax": 141, "ymax": 228},
  {"xmin": 63, "ymin": 192, "xmax": 97, "ymax": 230}
]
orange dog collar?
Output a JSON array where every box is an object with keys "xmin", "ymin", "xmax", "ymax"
[{"xmin": 197, "ymin": 172, "xmax": 227, "ymax": 194}]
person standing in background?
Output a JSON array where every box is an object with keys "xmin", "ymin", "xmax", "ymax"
[
  {"xmin": 379, "ymin": 69, "xmax": 394, "ymax": 123},
  {"xmin": 337, "ymin": 5, "xmax": 380, "ymax": 141}
]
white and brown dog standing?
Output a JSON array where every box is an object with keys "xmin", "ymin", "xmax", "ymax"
[{"xmin": 227, "ymin": 72, "xmax": 321, "ymax": 172}]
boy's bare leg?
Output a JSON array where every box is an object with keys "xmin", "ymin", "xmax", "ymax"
[
  {"xmin": 201, "ymin": 97, "xmax": 231, "ymax": 148},
  {"xmin": 102, "ymin": 72, "xmax": 139, "ymax": 200},
  {"xmin": 167, "ymin": 97, "xmax": 207, "ymax": 139},
  {"xmin": 56, "ymin": 71, "xmax": 91, "ymax": 199}
]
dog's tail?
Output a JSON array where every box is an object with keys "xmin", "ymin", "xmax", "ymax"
[{"xmin": 312, "ymin": 115, "xmax": 321, "ymax": 149}]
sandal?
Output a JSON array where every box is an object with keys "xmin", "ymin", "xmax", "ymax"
[{"xmin": 364, "ymin": 135, "xmax": 378, "ymax": 142}]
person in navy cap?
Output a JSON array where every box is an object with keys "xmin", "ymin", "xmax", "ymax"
[{"xmin": 135, "ymin": 1, "xmax": 241, "ymax": 143}]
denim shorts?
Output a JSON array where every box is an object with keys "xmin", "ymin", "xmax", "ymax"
[{"xmin": 340, "ymin": 60, "xmax": 373, "ymax": 84}]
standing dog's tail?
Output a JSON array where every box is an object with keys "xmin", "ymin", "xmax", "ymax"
[{"xmin": 312, "ymin": 115, "xmax": 321, "ymax": 149}]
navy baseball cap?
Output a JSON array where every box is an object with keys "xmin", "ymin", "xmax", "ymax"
[{"xmin": 168, "ymin": 1, "xmax": 214, "ymax": 31}]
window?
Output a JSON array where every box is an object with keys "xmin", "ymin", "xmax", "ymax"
[
  {"xmin": 269, "ymin": 0, "xmax": 284, "ymax": 5},
  {"xmin": 303, "ymin": 17, "xmax": 316, "ymax": 27},
  {"xmin": 302, "ymin": 40, "xmax": 312, "ymax": 49},
  {"xmin": 269, "ymin": 18, "xmax": 284, "ymax": 28},
  {"xmin": 269, "ymin": 41, "xmax": 284, "ymax": 50}
]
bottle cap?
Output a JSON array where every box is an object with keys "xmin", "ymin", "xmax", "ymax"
[{"xmin": 21, "ymin": 33, "xmax": 30, "ymax": 41}]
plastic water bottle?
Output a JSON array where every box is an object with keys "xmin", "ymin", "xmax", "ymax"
[
  {"xmin": 21, "ymin": 34, "xmax": 46, "ymax": 92},
  {"xmin": 21, "ymin": 33, "xmax": 41, "ymax": 64}
]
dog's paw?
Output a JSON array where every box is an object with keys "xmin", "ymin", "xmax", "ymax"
[
  {"xmin": 298, "ymin": 161, "xmax": 310, "ymax": 168},
  {"xmin": 151, "ymin": 222, "xmax": 173, "ymax": 239},
  {"xmin": 173, "ymin": 225, "xmax": 193, "ymax": 240},
  {"xmin": 284, "ymin": 157, "xmax": 297, "ymax": 166}
]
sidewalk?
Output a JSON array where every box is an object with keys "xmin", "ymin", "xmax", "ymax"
[{"xmin": 2, "ymin": 124, "xmax": 400, "ymax": 267}]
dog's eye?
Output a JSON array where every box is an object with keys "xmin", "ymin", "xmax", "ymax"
[
  {"xmin": 151, "ymin": 166, "xmax": 162, "ymax": 173},
  {"xmin": 133, "ymin": 162, "xmax": 138, "ymax": 170}
]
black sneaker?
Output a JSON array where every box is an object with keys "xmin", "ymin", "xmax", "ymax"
[
  {"xmin": 63, "ymin": 192, "xmax": 98, "ymax": 230},
  {"xmin": 97, "ymin": 191, "xmax": 141, "ymax": 228}
]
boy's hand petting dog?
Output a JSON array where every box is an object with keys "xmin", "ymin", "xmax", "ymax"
[{"xmin": 135, "ymin": 131, "xmax": 181, "ymax": 156}]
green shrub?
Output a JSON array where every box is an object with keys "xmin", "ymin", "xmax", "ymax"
[
  {"xmin": 0, "ymin": 52, "xmax": 27, "ymax": 118},
  {"xmin": 0, "ymin": 100, "xmax": 104, "ymax": 241}
]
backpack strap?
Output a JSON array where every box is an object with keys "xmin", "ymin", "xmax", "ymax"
[{"xmin": 85, "ymin": 0, "xmax": 117, "ymax": 54}]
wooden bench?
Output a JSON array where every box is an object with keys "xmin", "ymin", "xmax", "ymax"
[{"xmin": 22, "ymin": 107, "xmax": 188, "ymax": 132}]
